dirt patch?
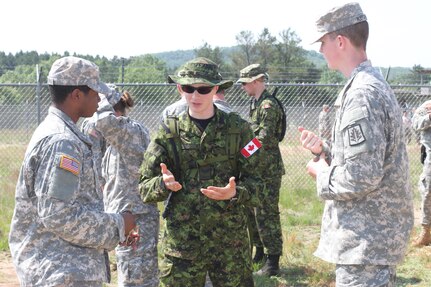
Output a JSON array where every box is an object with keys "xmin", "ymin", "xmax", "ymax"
[{"xmin": 0, "ymin": 251, "xmax": 19, "ymax": 286}]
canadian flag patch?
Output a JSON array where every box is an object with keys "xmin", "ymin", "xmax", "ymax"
[{"xmin": 241, "ymin": 137, "xmax": 262, "ymax": 158}]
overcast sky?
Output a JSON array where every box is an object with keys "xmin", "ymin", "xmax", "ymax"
[{"xmin": 3, "ymin": 0, "xmax": 429, "ymax": 68}]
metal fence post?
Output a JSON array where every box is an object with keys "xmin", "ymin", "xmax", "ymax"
[{"xmin": 36, "ymin": 64, "xmax": 41, "ymax": 124}]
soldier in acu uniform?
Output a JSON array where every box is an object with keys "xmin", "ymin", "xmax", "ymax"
[
  {"xmin": 318, "ymin": 104, "xmax": 332, "ymax": 142},
  {"xmin": 8, "ymin": 56, "xmax": 136, "ymax": 286},
  {"xmin": 140, "ymin": 57, "xmax": 263, "ymax": 287},
  {"xmin": 237, "ymin": 64, "xmax": 285, "ymax": 276},
  {"xmin": 299, "ymin": 3, "xmax": 414, "ymax": 286},
  {"xmin": 412, "ymin": 100, "xmax": 431, "ymax": 246},
  {"xmin": 92, "ymin": 89, "xmax": 160, "ymax": 287}
]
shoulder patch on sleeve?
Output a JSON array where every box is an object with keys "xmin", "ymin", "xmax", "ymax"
[
  {"xmin": 262, "ymin": 103, "xmax": 272, "ymax": 109},
  {"xmin": 241, "ymin": 137, "xmax": 262, "ymax": 158},
  {"xmin": 347, "ymin": 124, "xmax": 366, "ymax": 146},
  {"xmin": 59, "ymin": 155, "xmax": 80, "ymax": 176}
]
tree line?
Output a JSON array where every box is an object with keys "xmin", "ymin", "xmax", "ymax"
[{"xmin": 0, "ymin": 28, "xmax": 428, "ymax": 86}]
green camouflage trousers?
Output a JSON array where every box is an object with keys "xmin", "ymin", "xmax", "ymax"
[
  {"xmin": 248, "ymin": 176, "xmax": 283, "ymax": 255},
  {"xmin": 159, "ymin": 225, "xmax": 254, "ymax": 287}
]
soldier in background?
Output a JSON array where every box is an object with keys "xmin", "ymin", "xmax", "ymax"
[
  {"xmin": 92, "ymin": 89, "xmax": 160, "ymax": 286},
  {"xmin": 298, "ymin": 3, "xmax": 413, "ymax": 286},
  {"xmin": 237, "ymin": 64, "xmax": 285, "ymax": 276},
  {"xmin": 140, "ymin": 57, "xmax": 263, "ymax": 287},
  {"xmin": 318, "ymin": 104, "xmax": 332, "ymax": 142},
  {"xmin": 8, "ymin": 56, "xmax": 136, "ymax": 286},
  {"xmin": 412, "ymin": 101, "xmax": 431, "ymax": 246},
  {"xmin": 402, "ymin": 110, "xmax": 413, "ymax": 144},
  {"xmin": 81, "ymin": 92, "xmax": 110, "ymax": 191}
]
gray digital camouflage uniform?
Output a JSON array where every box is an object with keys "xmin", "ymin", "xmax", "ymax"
[
  {"xmin": 9, "ymin": 106, "xmax": 125, "ymax": 286},
  {"xmin": 249, "ymin": 89, "xmax": 285, "ymax": 256},
  {"xmin": 140, "ymin": 108, "xmax": 263, "ymax": 287},
  {"xmin": 412, "ymin": 100, "xmax": 431, "ymax": 226},
  {"xmin": 81, "ymin": 117, "xmax": 107, "ymax": 190},
  {"xmin": 315, "ymin": 60, "xmax": 414, "ymax": 266},
  {"xmin": 93, "ymin": 95, "xmax": 160, "ymax": 287},
  {"xmin": 318, "ymin": 108, "xmax": 332, "ymax": 141}
]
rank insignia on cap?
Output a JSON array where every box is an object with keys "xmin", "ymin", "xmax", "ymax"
[
  {"xmin": 241, "ymin": 137, "xmax": 262, "ymax": 158},
  {"xmin": 347, "ymin": 124, "xmax": 365, "ymax": 146},
  {"xmin": 59, "ymin": 155, "xmax": 80, "ymax": 175}
]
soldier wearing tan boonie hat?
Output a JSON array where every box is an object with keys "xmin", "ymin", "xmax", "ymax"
[
  {"xmin": 237, "ymin": 62, "xmax": 285, "ymax": 277},
  {"xmin": 237, "ymin": 64, "xmax": 269, "ymax": 84},
  {"xmin": 312, "ymin": 2, "xmax": 367, "ymax": 43}
]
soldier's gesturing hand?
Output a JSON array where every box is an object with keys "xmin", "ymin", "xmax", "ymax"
[
  {"xmin": 306, "ymin": 152, "xmax": 329, "ymax": 179},
  {"xmin": 298, "ymin": 126, "xmax": 323, "ymax": 155},
  {"xmin": 160, "ymin": 163, "xmax": 182, "ymax": 192},
  {"xmin": 201, "ymin": 176, "xmax": 236, "ymax": 200}
]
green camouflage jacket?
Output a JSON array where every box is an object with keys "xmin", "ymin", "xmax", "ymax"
[
  {"xmin": 139, "ymin": 108, "xmax": 263, "ymax": 259},
  {"xmin": 250, "ymin": 89, "xmax": 286, "ymax": 177}
]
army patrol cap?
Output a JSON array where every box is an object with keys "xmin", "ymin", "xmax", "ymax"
[
  {"xmin": 237, "ymin": 64, "xmax": 269, "ymax": 83},
  {"xmin": 168, "ymin": 57, "xmax": 233, "ymax": 90},
  {"xmin": 48, "ymin": 56, "xmax": 111, "ymax": 95},
  {"xmin": 313, "ymin": 2, "xmax": 367, "ymax": 43}
]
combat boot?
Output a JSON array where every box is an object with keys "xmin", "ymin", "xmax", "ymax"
[
  {"xmin": 413, "ymin": 225, "xmax": 431, "ymax": 247},
  {"xmin": 253, "ymin": 246, "xmax": 264, "ymax": 263},
  {"xmin": 254, "ymin": 254, "xmax": 280, "ymax": 276}
]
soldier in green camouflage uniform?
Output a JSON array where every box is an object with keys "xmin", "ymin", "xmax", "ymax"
[
  {"xmin": 140, "ymin": 57, "xmax": 263, "ymax": 287},
  {"xmin": 237, "ymin": 64, "xmax": 285, "ymax": 276}
]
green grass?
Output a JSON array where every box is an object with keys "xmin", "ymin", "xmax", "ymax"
[
  {"xmin": 0, "ymin": 145, "xmax": 25, "ymax": 251},
  {"xmin": 2, "ymin": 141, "xmax": 430, "ymax": 286}
]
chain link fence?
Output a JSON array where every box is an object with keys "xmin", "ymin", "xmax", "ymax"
[{"xmin": 1, "ymin": 82, "xmax": 430, "ymax": 197}]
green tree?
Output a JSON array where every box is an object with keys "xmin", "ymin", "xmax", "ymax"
[
  {"xmin": 412, "ymin": 65, "xmax": 431, "ymax": 84},
  {"xmin": 123, "ymin": 54, "xmax": 167, "ymax": 83},
  {"xmin": 255, "ymin": 28, "xmax": 277, "ymax": 68},
  {"xmin": 318, "ymin": 66, "xmax": 345, "ymax": 84},
  {"xmin": 271, "ymin": 28, "xmax": 311, "ymax": 82},
  {"xmin": 232, "ymin": 30, "xmax": 256, "ymax": 69},
  {"xmin": 194, "ymin": 42, "xmax": 224, "ymax": 66}
]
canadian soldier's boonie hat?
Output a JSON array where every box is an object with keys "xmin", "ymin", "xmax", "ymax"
[
  {"xmin": 312, "ymin": 2, "xmax": 367, "ymax": 43},
  {"xmin": 168, "ymin": 57, "xmax": 233, "ymax": 90},
  {"xmin": 47, "ymin": 56, "xmax": 111, "ymax": 95},
  {"xmin": 237, "ymin": 64, "xmax": 269, "ymax": 83}
]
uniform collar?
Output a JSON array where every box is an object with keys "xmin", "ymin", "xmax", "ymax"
[
  {"xmin": 349, "ymin": 60, "xmax": 372, "ymax": 80},
  {"xmin": 49, "ymin": 106, "xmax": 93, "ymax": 146}
]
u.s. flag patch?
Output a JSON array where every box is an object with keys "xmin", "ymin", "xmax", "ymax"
[
  {"xmin": 59, "ymin": 155, "xmax": 80, "ymax": 175},
  {"xmin": 241, "ymin": 137, "xmax": 262, "ymax": 158}
]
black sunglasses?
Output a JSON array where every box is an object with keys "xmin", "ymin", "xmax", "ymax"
[{"xmin": 181, "ymin": 85, "xmax": 214, "ymax": 95}]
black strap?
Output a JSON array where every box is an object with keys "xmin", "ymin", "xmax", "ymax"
[{"xmin": 271, "ymin": 87, "xmax": 287, "ymax": 141}]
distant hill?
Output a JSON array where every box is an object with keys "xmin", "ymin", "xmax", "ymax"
[
  {"xmin": 305, "ymin": 50, "xmax": 326, "ymax": 68},
  {"xmin": 152, "ymin": 47, "xmax": 412, "ymax": 83},
  {"xmin": 153, "ymin": 50, "xmax": 195, "ymax": 70},
  {"xmin": 153, "ymin": 46, "xmax": 326, "ymax": 70}
]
